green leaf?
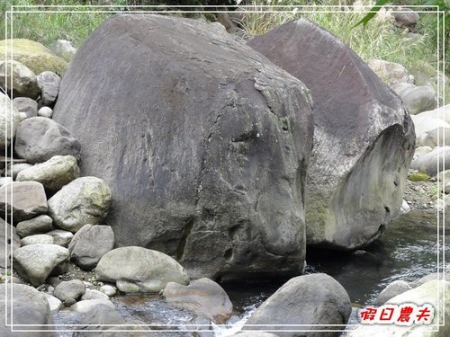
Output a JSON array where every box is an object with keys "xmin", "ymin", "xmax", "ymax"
[{"xmin": 353, "ymin": 0, "xmax": 390, "ymax": 28}]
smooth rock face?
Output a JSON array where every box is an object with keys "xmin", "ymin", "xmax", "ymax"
[
  {"xmin": 0, "ymin": 39, "xmax": 67, "ymax": 76},
  {"xmin": 0, "ymin": 181, "xmax": 48, "ymax": 222},
  {"xmin": 399, "ymin": 85, "xmax": 437, "ymax": 115},
  {"xmin": 248, "ymin": 18, "xmax": 415, "ymax": 250},
  {"xmin": 0, "ymin": 60, "xmax": 41, "ymax": 99},
  {"xmin": 14, "ymin": 117, "xmax": 81, "ymax": 164},
  {"xmin": 69, "ymin": 224, "xmax": 114, "ymax": 270},
  {"xmin": 95, "ymin": 246, "xmax": 190, "ymax": 293},
  {"xmin": 53, "ymin": 14, "xmax": 314, "ymax": 279},
  {"xmin": 163, "ymin": 278, "xmax": 233, "ymax": 323},
  {"xmin": 37, "ymin": 71, "xmax": 61, "ymax": 106},
  {"xmin": 13, "ymin": 96, "xmax": 38, "ymax": 118},
  {"xmin": 17, "ymin": 215, "xmax": 53, "ymax": 238},
  {"xmin": 349, "ymin": 280, "xmax": 450, "ymax": 337},
  {"xmin": 243, "ymin": 273, "xmax": 351, "ymax": 337},
  {"xmin": 0, "ymin": 92, "xmax": 21, "ymax": 149},
  {"xmin": 0, "ymin": 219, "xmax": 20, "ymax": 268},
  {"xmin": 54, "ymin": 279, "xmax": 86, "ymax": 306},
  {"xmin": 411, "ymin": 146, "xmax": 450, "ymax": 176},
  {"xmin": 12, "ymin": 244, "xmax": 69, "ymax": 286},
  {"xmin": 16, "ymin": 155, "xmax": 80, "ymax": 192},
  {"xmin": 48, "ymin": 177, "xmax": 112, "ymax": 233},
  {"xmin": 0, "ymin": 283, "xmax": 56, "ymax": 336}
]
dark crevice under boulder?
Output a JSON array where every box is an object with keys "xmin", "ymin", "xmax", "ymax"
[
  {"xmin": 248, "ymin": 18, "xmax": 415, "ymax": 250},
  {"xmin": 53, "ymin": 14, "xmax": 314, "ymax": 280}
]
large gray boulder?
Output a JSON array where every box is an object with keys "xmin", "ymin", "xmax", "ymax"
[
  {"xmin": 0, "ymin": 182, "xmax": 48, "ymax": 222},
  {"xmin": 243, "ymin": 273, "xmax": 351, "ymax": 336},
  {"xmin": 95, "ymin": 246, "xmax": 190, "ymax": 293},
  {"xmin": 53, "ymin": 14, "xmax": 314, "ymax": 279},
  {"xmin": 69, "ymin": 224, "xmax": 115, "ymax": 270},
  {"xmin": 14, "ymin": 117, "xmax": 81, "ymax": 164},
  {"xmin": 0, "ymin": 283, "xmax": 56, "ymax": 336},
  {"xmin": 48, "ymin": 177, "xmax": 112, "ymax": 233},
  {"xmin": 12, "ymin": 244, "xmax": 69, "ymax": 286},
  {"xmin": 248, "ymin": 18, "xmax": 415, "ymax": 250},
  {"xmin": 0, "ymin": 92, "xmax": 21, "ymax": 149}
]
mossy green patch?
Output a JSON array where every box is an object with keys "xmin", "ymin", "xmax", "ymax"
[
  {"xmin": 0, "ymin": 39, "xmax": 67, "ymax": 76},
  {"xmin": 407, "ymin": 172, "xmax": 430, "ymax": 182}
]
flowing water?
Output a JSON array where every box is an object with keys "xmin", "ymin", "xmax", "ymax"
[{"xmin": 54, "ymin": 211, "xmax": 449, "ymax": 336}]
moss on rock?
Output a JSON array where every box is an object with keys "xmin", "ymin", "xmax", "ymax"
[
  {"xmin": 0, "ymin": 39, "xmax": 67, "ymax": 76},
  {"xmin": 408, "ymin": 171, "xmax": 430, "ymax": 182}
]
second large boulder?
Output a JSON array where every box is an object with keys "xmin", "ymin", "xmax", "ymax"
[
  {"xmin": 53, "ymin": 14, "xmax": 314, "ymax": 279},
  {"xmin": 248, "ymin": 19, "xmax": 415, "ymax": 250}
]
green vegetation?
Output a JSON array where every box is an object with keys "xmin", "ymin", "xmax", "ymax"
[
  {"xmin": 0, "ymin": 1, "xmax": 111, "ymax": 47},
  {"xmin": 0, "ymin": 0, "xmax": 447, "ymax": 103},
  {"xmin": 408, "ymin": 170, "xmax": 430, "ymax": 181},
  {"xmin": 355, "ymin": 0, "xmax": 449, "ymax": 73},
  {"xmin": 240, "ymin": 0, "xmax": 448, "ymax": 104}
]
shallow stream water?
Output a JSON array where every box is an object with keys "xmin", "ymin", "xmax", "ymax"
[{"xmin": 54, "ymin": 211, "xmax": 449, "ymax": 336}]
